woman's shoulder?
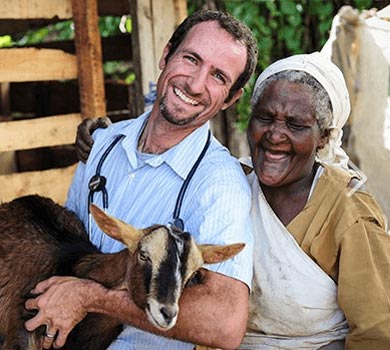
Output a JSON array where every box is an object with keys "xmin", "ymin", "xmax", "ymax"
[{"xmin": 320, "ymin": 164, "xmax": 387, "ymax": 231}]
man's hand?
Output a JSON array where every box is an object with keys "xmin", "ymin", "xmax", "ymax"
[
  {"xmin": 24, "ymin": 276, "xmax": 98, "ymax": 349},
  {"xmin": 76, "ymin": 117, "xmax": 112, "ymax": 163}
]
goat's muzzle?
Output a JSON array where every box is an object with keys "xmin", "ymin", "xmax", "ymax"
[{"xmin": 146, "ymin": 300, "xmax": 179, "ymax": 330}]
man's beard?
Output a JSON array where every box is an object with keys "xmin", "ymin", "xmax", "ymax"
[{"xmin": 159, "ymin": 95, "xmax": 201, "ymax": 126}]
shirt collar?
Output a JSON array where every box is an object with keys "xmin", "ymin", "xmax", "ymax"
[
  {"xmin": 119, "ymin": 112, "xmax": 212, "ymax": 180},
  {"xmin": 164, "ymin": 122, "xmax": 211, "ymax": 180}
]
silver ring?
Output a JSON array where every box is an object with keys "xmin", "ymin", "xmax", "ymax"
[{"xmin": 45, "ymin": 333, "xmax": 56, "ymax": 339}]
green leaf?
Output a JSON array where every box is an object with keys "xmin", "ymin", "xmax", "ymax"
[
  {"xmin": 0, "ymin": 35, "xmax": 14, "ymax": 48},
  {"xmin": 280, "ymin": 0, "xmax": 299, "ymax": 15}
]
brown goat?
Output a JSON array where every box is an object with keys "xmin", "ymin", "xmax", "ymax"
[{"xmin": 0, "ymin": 195, "xmax": 244, "ymax": 350}]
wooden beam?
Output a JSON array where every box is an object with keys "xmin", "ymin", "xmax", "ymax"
[
  {"xmin": 0, "ymin": 164, "xmax": 77, "ymax": 205},
  {"xmin": 174, "ymin": 0, "xmax": 188, "ymax": 25},
  {"xmin": 0, "ymin": 113, "xmax": 82, "ymax": 152},
  {"xmin": 0, "ymin": 0, "xmax": 130, "ymax": 20},
  {"xmin": 130, "ymin": 0, "xmax": 186, "ymax": 95},
  {"xmin": 130, "ymin": 0, "xmax": 158, "ymax": 97},
  {"xmin": 71, "ymin": 0, "xmax": 106, "ymax": 118},
  {"xmin": 0, "ymin": 48, "xmax": 77, "ymax": 82},
  {"xmin": 0, "ymin": 0, "xmax": 73, "ymax": 19}
]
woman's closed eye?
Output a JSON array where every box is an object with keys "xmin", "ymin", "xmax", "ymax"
[
  {"xmin": 287, "ymin": 122, "xmax": 310, "ymax": 131},
  {"xmin": 254, "ymin": 115, "xmax": 273, "ymax": 124}
]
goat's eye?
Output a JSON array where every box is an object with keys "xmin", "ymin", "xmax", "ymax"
[
  {"xmin": 138, "ymin": 250, "xmax": 149, "ymax": 262},
  {"xmin": 185, "ymin": 270, "xmax": 202, "ymax": 287}
]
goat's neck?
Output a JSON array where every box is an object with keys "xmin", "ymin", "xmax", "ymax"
[{"xmin": 74, "ymin": 250, "xmax": 131, "ymax": 290}]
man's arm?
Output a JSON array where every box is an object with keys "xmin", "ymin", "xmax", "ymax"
[{"xmin": 25, "ymin": 269, "xmax": 249, "ymax": 350}]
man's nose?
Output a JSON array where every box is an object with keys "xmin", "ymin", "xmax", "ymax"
[{"xmin": 186, "ymin": 67, "xmax": 208, "ymax": 94}]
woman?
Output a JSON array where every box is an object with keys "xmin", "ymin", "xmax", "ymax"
[{"xmin": 240, "ymin": 52, "xmax": 390, "ymax": 350}]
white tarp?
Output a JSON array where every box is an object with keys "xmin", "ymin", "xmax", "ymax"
[{"xmin": 322, "ymin": 5, "xmax": 390, "ymax": 222}]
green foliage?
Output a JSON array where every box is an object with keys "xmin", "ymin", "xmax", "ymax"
[
  {"xmin": 99, "ymin": 16, "xmax": 121, "ymax": 37},
  {"xmin": 0, "ymin": 35, "xmax": 13, "ymax": 47},
  {"xmin": 15, "ymin": 20, "xmax": 74, "ymax": 46},
  {"xmin": 103, "ymin": 61, "xmax": 135, "ymax": 83}
]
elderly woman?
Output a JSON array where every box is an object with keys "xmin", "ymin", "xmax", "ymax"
[{"xmin": 240, "ymin": 52, "xmax": 390, "ymax": 350}]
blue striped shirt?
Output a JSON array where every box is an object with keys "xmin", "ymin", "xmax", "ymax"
[{"xmin": 66, "ymin": 112, "xmax": 253, "ymax": 350}]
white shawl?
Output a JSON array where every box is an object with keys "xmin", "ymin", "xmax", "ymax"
[{"xmin": 239, "ymin": 171, "xmax": 349, "ymax": 350}]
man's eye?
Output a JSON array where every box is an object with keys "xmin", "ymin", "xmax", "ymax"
[
  {"xmin": 184, "ymin": 55, "xmax": 197, "ymax": 64},
  {"xmin": 213, "ymin": 72, "xmax": 226, "ymax": 84}
]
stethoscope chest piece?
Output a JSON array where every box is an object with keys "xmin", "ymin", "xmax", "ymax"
[{"xmin": 89, "ymin": 174, "xmax": 107, "ymax": 192}]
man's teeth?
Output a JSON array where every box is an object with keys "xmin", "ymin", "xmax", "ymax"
[{"xmin": 174, "ymin": 87, "xmax": 199, "ymax": 106}]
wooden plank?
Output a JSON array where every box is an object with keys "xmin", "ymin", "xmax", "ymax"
[
  {"xmin": 0, "ymin": 0, "xmax": 129, "ymax": 20},
  {"xmin": 152, "ymin": 0, "xmax": 176, "ymax": 70},
  {"xmin": 0, "ymin": 82, "xmax": 10, "ymax": 114},
  {"xmin": 71, "ymin": 0, "xmax": 106, "ymax": 118},
  {"xmin": 173, "ymin": 0, "xmax": 188, "ymax": 25},
  {"xmin": 130, "ymin": 0, "xmax": 185, "ymax": 95},
  {"xmin": 0, "ymin": 151, "xmax": 17, "ymax": 174},
  {"xmin": 0, "ymin": 164, "xmax": 77, "ymax": 205},
  {"xmin": 0, "ymin": 113, "xmax": 82, "ymax": 152},
  {"xmin": 0, "ymin": 0, "xmax": 73, "ymax": 19},
  {"xmin": 130, "ymin": 0, "xmax": 157, "ymax": 96},
  {"xmin": 0, "ymin": 48, "xmax": 77, "ymax": 83}
]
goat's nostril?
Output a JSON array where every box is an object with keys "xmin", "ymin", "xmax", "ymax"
[{"xmin": 160, "ymin": 306, "xmax": 177, "ymax": 321}]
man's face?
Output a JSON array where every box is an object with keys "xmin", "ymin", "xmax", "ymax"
[{"xmin": 156, "ymin": 21, "xmax": 246, "ymax": 129}]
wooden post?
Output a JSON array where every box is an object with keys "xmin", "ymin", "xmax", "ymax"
[
  {"xmin": 130, "ymin": 0, "xmax": 187, "ymax": 97},
  {"xmin": 71, "ymin": 0, "xmax": 106, "ymax": 118}
]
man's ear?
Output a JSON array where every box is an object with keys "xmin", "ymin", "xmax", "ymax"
[
  {"xmin": 159, "ymin": 43, "xmax": 171, "ymax": 70},
  {"xmin": 221, "ymin": 88, "xmax": 244, "ymax": 111}
]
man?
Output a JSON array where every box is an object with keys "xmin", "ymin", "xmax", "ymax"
[{"xmin": 25, "ymin": 10, "xmax": 257, "ymax": 350}]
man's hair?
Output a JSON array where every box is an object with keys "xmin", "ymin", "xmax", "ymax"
[{"xmin": 165, "ymin": 10, "xmax": 258, "ymax": 102}]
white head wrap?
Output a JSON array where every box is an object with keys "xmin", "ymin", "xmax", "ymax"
[{"xmin": 251, "ymin": 52, "xmax": 351, "ymax": 170}]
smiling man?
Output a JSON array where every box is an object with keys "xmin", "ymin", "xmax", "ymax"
[{"xmin": 24, "ymin": 10, "xmax": 258, "ymax": 350}]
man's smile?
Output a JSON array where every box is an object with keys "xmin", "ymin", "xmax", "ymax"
[{"xmin": 173, "ymin": 87, "xmax": 200, "ymax": 106}]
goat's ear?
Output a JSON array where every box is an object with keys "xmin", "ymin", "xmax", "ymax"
[
  {"xmin": 198, "ymin": 243, "xmax": 245, "ymax": 264},
  {"xmin": 90, "ymin": 204, "xmax": 144, "ymax": 251}
]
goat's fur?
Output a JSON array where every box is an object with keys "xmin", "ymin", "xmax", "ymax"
[{"xmin": 0, "ymin": 195, "xmax": 244, "ymax": 350}]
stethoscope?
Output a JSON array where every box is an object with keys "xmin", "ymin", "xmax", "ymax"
[{"xmin": 87, "ymin": 130, "xmax": 211, "ymax": 245}]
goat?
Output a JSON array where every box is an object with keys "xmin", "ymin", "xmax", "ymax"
[{"xmin": 0, "ymin": 195, "xmax": 244, "ymax": 350}]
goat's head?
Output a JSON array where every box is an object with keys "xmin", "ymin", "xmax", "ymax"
[{"xmin": 90, "ymin": 204, "xmax": 245, "ymax": 330}]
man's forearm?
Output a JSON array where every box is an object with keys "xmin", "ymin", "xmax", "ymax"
[{"xmin": 90, "ymin": 270, "xmax": 249, "ymax": 349}]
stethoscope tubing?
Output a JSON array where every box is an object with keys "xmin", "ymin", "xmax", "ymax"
[{"xmin": 87, "ymin": 130, "xmax": 211, "ymax": 246}]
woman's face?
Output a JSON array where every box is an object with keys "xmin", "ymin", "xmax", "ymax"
[{"xmin": 247, "ymin": 79, "xmax": 329, "ymax": 188}]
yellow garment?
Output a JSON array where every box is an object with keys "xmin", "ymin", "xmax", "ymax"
[{"xmin": 288, "ymin": 165, "xmax": 390, "ymax": 350}]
